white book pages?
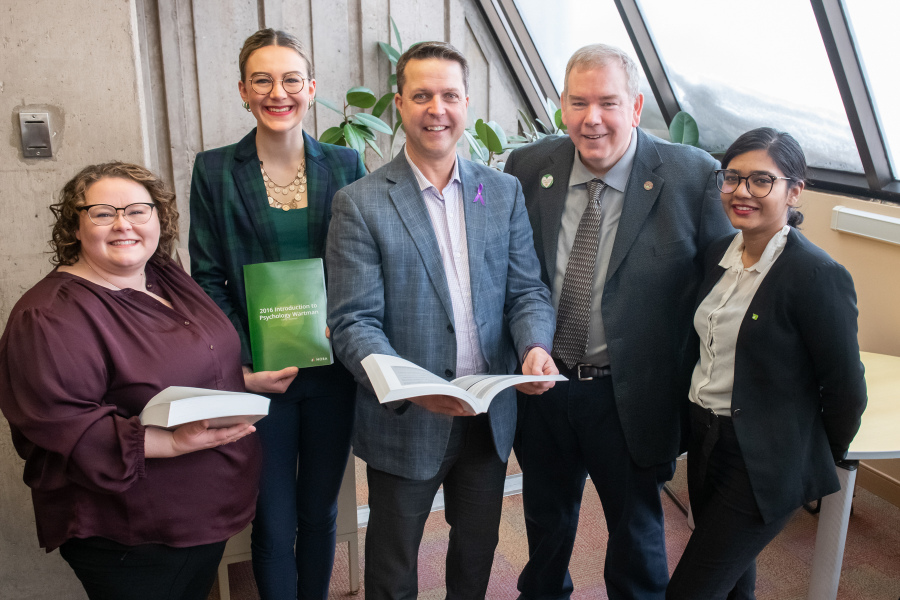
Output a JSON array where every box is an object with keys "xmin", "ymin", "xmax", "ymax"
[
  {"xmin": 139, "ymin": 386, "xmax": 270, "ymax": 430},
  {"xmin": 361, "ymin": 354, "xmax": 566, "ymax": 414}
]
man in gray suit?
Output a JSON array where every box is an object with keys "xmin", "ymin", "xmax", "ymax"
[
  {"xmin": 327, "ymin": 41, "xmax": 557, "ymax": 599},
  {"xmin": 504, "ymin": 44, "xmax": 734, "ymax": 600}
]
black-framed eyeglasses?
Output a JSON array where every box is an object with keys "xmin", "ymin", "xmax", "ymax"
[
  {"xmin": 248, "ymin": 73, "xmax": 307, "ymax": 95},
  {"xmin": 715, "ymin": 169, "xmax": 793, "ymax": 198},
  {"xmin": 77, "ymin": 203, "xmax": 156, "ymax": 226}
]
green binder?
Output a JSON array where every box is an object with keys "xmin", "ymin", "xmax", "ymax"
[{"xmin": 243, "ymin": 258, "xmax": 333, "ymax": 371}]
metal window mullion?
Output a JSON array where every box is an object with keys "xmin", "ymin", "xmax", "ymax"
[
  {"xmin": 810, "ymin": 0, "xmax": 892, "ymax": 190},
  {"xmin": 613, "ymin": 0, "xmax": 680, "ymax": 124},
  {"xmin": 473, "ymin": 0, "xmax": 557, "ymax": 125}
]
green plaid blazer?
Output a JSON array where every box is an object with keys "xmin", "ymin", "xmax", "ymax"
[{"xmin": 189, "ymin": 128, "xmax": 365, "ymax": 365}]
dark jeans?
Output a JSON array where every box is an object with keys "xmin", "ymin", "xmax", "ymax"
[
  {"xmin": 667, "ymin": 403, "xmax": 793, "ymax": 600},
  {"xmin": 59, "ymin": 536, "xmax": 226, "ymax": 600},
  {"xmin": 250, "ymin": 362, "xmax": 355, "ymax": 600},
  {"xmin": 364, "ymin": 413, "xmax": 508, "ymax": 600},
  {"xmin": 516, "ymin": 375, "xmax": 674, "ymax": 600}
]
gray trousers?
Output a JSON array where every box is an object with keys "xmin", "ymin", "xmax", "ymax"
[{"xmin": 364, "ymin": 414, "xmax": 508, "ymax": 600}]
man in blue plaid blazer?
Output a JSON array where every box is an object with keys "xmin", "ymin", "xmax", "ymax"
[{"xmin": 327, "ymin": 42, "xmax": 556, "ymax": 599}]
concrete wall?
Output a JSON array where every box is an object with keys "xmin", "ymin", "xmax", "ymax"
[
  {"xmin": 145, "ymin": 0, "xmax": 530, "ymax": 243},
  {"xmin": 0, "ymin": 0, "xmax": 147, "ymax": 597}
]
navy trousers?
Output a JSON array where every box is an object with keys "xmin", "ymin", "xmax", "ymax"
[
  {"xmin": 516, "ymin": 374, "xmax": 674, "ymax": 600},
  {"xmin": 666, "ymin": 404, "xmax": 792, "ymax": 600},
  {"xmin": 250, "ymin": 362, "xmax": 355, "ymax": 600},
  {"xmin": 364, "ymin": 413, "xmax": 508, "ymax": 600}
]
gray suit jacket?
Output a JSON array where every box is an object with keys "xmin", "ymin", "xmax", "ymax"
[
  {"xmin": 327, "ymin": 151, "xmax": 555, "ymax": 480},
  {"xmin": 505, "ymin": 129, "xmax": 734, "ymax": 467}
]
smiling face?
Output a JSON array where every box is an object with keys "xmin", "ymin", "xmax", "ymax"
[
  {"xmin": 395, "ymin": 57, "xmax": 468, "ymax": 169},
  {"xmin": 561, "ymin": 63, "xmax": 643, "ymax": 177},
  {"xmin": 75, "ymin": 177, "xmax": 160, "ymax": 276},
  {"xmin": 721, "ymin": 149, "xmax": 802, "ymax": 243},
  {"xmin": 239, "ymin": 45, "xmax": 315, "ymax": 137}
]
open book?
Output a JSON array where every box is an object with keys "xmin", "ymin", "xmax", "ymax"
[
  {"xmin": 139, "ymin": 386, "xmax": 270, "ymax": 430},
  {"xmin": 361, "ymin": 354, "xmax": 567, "ymax": 415}
]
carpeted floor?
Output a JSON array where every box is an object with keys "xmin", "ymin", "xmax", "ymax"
[{"xmin": 210, "ymin": 457, "xmax": 900, "ymax": 599}]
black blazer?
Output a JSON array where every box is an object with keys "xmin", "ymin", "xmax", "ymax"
[
  {"xmin": 696, "ymin": 228, "xmax": 867, "ymax": 523},
  {"xmin": 505, "ymin": 130, "xmax": 735, "ymax": 467}
]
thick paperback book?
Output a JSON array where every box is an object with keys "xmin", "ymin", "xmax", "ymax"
[
  {"xmin": 244, "ymin": 258, "xmax": 333, "ymax": 371},
  {"xmin": 361, "ymin": 354, "xmax": 567, "ymax": 415},
  {"xmin": 139, "ymin": 386, "xmax": 270, "ymax": 430}
]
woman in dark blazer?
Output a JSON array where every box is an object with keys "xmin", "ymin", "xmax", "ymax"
[
  {"xmin": 667, "ymin": 128, "xmax": 867, "ymax": 600},
  {"xmin": 188, "ymin": 29, "xmax": 365, "ymax": 600}
]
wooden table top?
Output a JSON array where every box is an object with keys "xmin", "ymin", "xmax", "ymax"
[{"xmin": 847, "ymin": 352, "xmax": 900, "ymax": 459}]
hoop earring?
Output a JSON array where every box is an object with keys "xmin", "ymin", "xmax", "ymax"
[{"xmin": 242, "ymin": 101, "xmax": 251, "ymax": 112}]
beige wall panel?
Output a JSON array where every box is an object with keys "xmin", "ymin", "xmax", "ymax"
[
  {"xmin": 273, "ymin": 0, "xmax": 318, "ymax": 136},
  {"xmin": 391, "ymin": 0, "xmax": 446, "ymax": 51},
  {"xmin": 0, "ymin": 0, "xmax": 146, "ymax": 596},
  {"xmin": 464, "ymin": 21, "xmax": 490, "ymax": 129},
  {"xmin": 799, "ymin": 191, "xmax": 900, "ymax": 356},
  {"xmin": 192, "ymin": 0, "xmax": 259, "ymax": 151},
  {"xmin": 359, "ymin": 0, "xmax": 391, "ymax": 168},
  {"xmin": 157, "ymin": 0, "xmax": 204, "ymax": 244},
  {"xmin": 310, "ymin": 0, "xmax": 354, "ymax": 139}
]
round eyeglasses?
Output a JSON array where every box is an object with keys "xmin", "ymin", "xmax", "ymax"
[
  {"xmin": 77, "ymin": 203, "xmax": 156, "ymax": 226},
  {"xmin": 248, "ymin": 74, "xmax": 307, "ymax": 95},
  {"xmin": 715, "ymin": 169, "xmax": 793, "ymax": 198}
]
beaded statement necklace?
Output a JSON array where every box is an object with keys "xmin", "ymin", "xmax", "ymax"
[{"xmin": 261, "ymin": 159, "xmax": 308, "ymax": 211}]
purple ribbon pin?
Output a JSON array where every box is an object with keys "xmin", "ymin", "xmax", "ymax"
[{"xmin": 473, "ymin": 183, "xmax": 485, "ymax": 205}]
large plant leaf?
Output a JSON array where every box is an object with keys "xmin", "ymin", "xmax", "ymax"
[
  {"xmin": 315, "ymin": 98, "xmax": 343, "ymax": 115},
  {"xmin": 343, "ymin": 122, "xmax": 367, "ymax": 156},
  {"xmin": 475, "ymin": 119, "xmax": 503, "ymax": 154},
  {"xmin": 353, "ymin": 112, "xmax": 393, "ymax": 134},
  {"xmin": 486, "ymin": 121, "xmax": 508, "ymax": 150},
  {"xmin": 379, "ymin": 42, "xmax": 401, "ymax": 65},
  {"xmin": 389, "ymin": 73, "xmax": 397, "ymax": 89},
  {"xmin": 346, "ymin": 87, "xmax": 377, "ymax": 109},
  {"xmin": 390, "ymin": 16, "xmax": 403, "ymax": 52},
  {"xmin": 464, "ymin": 129, "xmax": 489, "ymax": 163},
  {"xmin": 365, "ymin": 137, "xmax": 384, "ymax": 158},
  {"xmin": 372, "ymin": 92, "xmax": 394, "ymax": 118},
  {"xmin": 669, "ymin": 111, "xmax": 700, "ymax": 147},
  {"xmin": 354, "ymin": 123, "xmax": 377, "ymax": 140},
  {"xmin": 319, "ymin": 126, "xmax": 344, "ymax": 145},
  {"xmin": 393, "ymin": 113, "xmax": 403, "ymax": 134},
  {"xmin": 554, "ymin": 109, "xmax": 567, "ymax": 132}
]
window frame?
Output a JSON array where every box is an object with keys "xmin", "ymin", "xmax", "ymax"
[{"xmin": 475, "ymin": 0, "xmax": 900, "ymax": 202}]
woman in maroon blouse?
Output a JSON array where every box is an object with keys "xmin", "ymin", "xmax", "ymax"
[{"xmin": 0, "ymin": 162, "xmax": 262, "ymax": 600}]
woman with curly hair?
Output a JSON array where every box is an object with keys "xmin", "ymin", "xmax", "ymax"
[{"xmin": 0, "ymin": 162, "xmax": 261, "ymax": 600}]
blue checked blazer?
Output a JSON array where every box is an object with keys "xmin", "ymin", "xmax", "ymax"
[
  {"xmin": 189, "ymin": 128, "xmax": 365, "ymax": 364},
  {"xmin": 326, "ymin": 151, "xmax": 555, "ymax": 480}
]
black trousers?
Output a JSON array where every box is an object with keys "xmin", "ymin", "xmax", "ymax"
[
  {"xmin": 59, "ymin": 536, "xmax": 226, "ymax": 600},
  {"xmin": 516, "ymin": 374, "xmax": 674, "ymax": 600},
  {"xmin": 667, "ymin": 403, "xmax": 793, "ymax": 600},
  {"xmin": 363, "ymin": 413, "xmax": 508, "ymax": 600}
]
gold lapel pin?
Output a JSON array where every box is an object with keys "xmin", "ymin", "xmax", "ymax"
[{"xmin": 643, "ymin": 181, "xmax": 653, "ymax": 191}]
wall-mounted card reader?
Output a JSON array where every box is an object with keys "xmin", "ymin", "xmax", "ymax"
[{"xmin": 19, "ymin": 112, "xmax": 52, "ymax": 158}]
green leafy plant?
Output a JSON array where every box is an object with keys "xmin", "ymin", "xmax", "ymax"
[
  {"xmin": 518, "ymin": 97, "xmax": 566, "ymax": 141},
  {"xmin": 376, "ymin": 16, "xmax": 406, "ymax": 157},
  {"xmin": 316, "ymin": 87, "xmax": 393, "ymax": 167},
  {"xmin": 668, "ymin": 111, "xmax": 700, "ymax": 147}
]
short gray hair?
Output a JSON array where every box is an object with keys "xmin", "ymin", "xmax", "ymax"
[{"xmin": 563, "ymin": 44, "xmax": 640, "ymax": 100}]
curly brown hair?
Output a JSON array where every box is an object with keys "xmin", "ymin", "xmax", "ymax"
[{"xmin": 50, "ymin": 162, "xmax": 179, "ymax": 266}]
